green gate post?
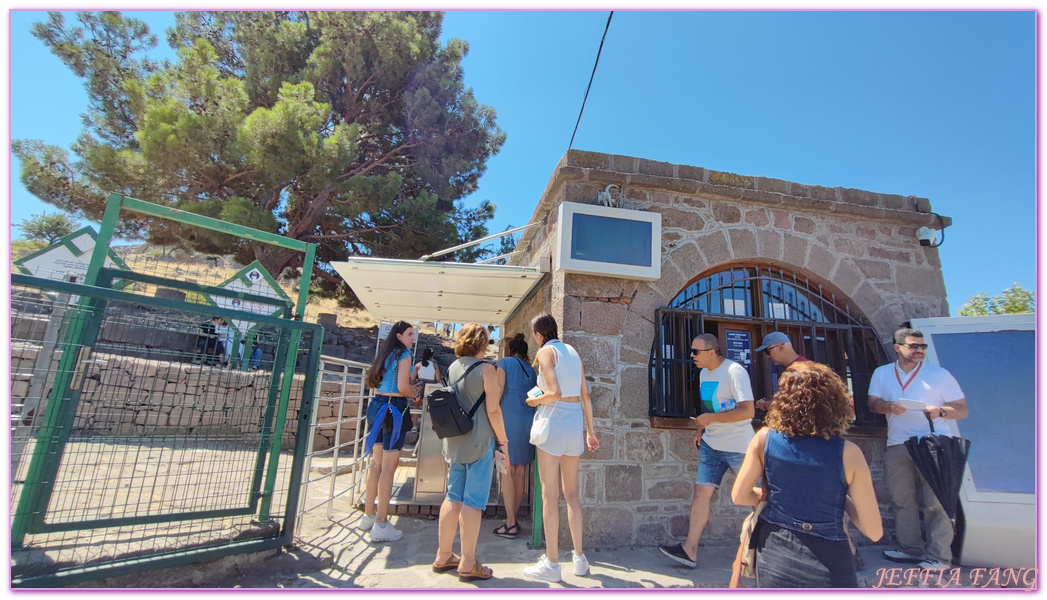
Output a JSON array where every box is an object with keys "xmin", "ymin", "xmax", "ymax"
[
  {"xmin": 531, "ymin": 463, "xmax": 544, "ymax": 549},
  {"xmin": 279, "ymin": 321, "xmax": 323, "ymax": 540},
  {"xmin": 248, "ymin": 326, "xmax": 291, "ymax": 512},
  {"xmin": 258, "ymin": 243, "xmax": 316, "ymax": 522}
]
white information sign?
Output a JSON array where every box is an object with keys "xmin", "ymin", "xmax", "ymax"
[
  {"xmin": 209, "ymin": 261, "xmax": 290, "ymax": 342},
  {"xmin": 14, "ymin": 226, "xmax": 129, "ymax": 283}
]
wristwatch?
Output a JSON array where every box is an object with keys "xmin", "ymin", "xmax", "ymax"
[{"xmin": 937, "ymin": 407, "xmax": 947, "ymax": 419}]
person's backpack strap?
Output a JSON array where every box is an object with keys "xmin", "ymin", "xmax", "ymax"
[
  {"xmin": 447, "ymin": 359, "xmax": 485, "ymax": 389},
  {"xmin": 452, "ymin": 360, "xmax": 488, "ymax": 418}
]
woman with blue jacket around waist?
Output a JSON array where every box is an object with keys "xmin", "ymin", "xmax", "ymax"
[
  {"xmin": 358, "ymin": 321, "xmax": 421, "ymax": 543},
  {"xmin": 731, "ymin": 361, "xmax": 882, "ymax": 587}
]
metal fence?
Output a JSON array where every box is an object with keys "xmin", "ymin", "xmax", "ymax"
[
  {"xmin": 11, "ymin": 195, "xmax": 322, "ymax": 587},
  {"xmin": 298, "ymin": 357, "xmax": 371, "ymax": 520}
]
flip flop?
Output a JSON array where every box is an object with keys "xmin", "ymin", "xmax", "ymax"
[
  {"xmin": 432, "ymin": 553, "xmax": 461, "ymax": 573},
  {"xmin": 458, "ymin": 562, "xmax": 493, "ymax": 582},
  {"xmin": 492, "ymin": 523, "xmax": 520, "ymax": 538}
]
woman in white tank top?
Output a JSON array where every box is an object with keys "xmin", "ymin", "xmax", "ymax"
[
  {"xmin": 522, "ymin": 313, "xmax": 599, "ymax": 583},
  {"xmin": 411, "ymin": 347, "xmax": 442, "ymax": 407}
]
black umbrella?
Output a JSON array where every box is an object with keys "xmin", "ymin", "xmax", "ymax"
[{"xmin": 904, "ymin": 413, "xmax": 971, "ymax": 519}]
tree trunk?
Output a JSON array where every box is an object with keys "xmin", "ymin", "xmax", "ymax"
[{"xmin": 254, "ymin": 245, "xmax": 300, "ymax": 280}]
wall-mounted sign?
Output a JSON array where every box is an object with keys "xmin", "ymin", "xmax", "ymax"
[{"xmin": 724, "ymin": 329, "xmax": 753, "ymax": 378}]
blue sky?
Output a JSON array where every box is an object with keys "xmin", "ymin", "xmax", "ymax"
[{"xmin": 8, "ymin": 10, "xmax": 1037, "ymax": 312}]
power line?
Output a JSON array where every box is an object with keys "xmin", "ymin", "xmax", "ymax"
[{"xmin": 568, "ymin": 11, "xmax": 614, "ymax": 151}]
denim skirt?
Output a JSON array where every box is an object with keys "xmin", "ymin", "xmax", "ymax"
[{"xmin": 754, "ymin": 519, "xmax": 857, "ymax": 588}]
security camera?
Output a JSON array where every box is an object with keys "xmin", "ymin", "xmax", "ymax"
[{"xmin": 917, "ymin": 226, "xmax": 937, "ymax": 247}]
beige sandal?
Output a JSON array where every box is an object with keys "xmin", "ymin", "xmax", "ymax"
[
  {"xmin": 432, "ymin": 553, "xmax": 460, "ymax": 573},
  {"xmin": 457, "ymin": 561, "xmax": 493, "ymax": 582}
]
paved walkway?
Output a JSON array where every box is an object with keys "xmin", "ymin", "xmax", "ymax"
[{"xmin": 206, "ymin": 507, "xmax": 1029, "ymax": 590}]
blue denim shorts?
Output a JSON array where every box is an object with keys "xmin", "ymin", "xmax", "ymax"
[
  {"xmin": 446, "ymin": 440, "xmax": 495, "ymax": 510},
  {"xmin": 696, "ymin": 439, "xmax": 746, "ymax": 486},
  {"xmin": 365, "ymin": 395, "xmax": 412, "ymax": 452}
]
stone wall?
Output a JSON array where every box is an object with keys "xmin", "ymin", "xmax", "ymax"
[
  {"xmin": 11, "ymin": 344, "xmax": 359, "ymax": 453},
  {"xmin": 502, "ymin": 150, "xmax": 949, "ymax": 548}
]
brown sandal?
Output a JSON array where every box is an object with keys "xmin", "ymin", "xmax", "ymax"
[
  {"xmin": 432, "ymin": 553, "xmax": 460, "ymax": 573},
  {"xmin": 457, "ymin": 561, "xmax": 493, "ymax": 582}
]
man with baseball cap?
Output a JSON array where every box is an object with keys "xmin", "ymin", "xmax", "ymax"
[{"xmin": 753, "ymin": 332, "xmax": 808, "ymax": 411}]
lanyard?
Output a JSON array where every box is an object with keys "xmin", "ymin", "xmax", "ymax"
[{"xmin": 894, "ymin": 361, "xmax": 923, "ymax": 392}]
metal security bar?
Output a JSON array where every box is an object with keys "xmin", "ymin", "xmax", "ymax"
[
  {"xmin": 299, "ymin": 357, "xmax": 371, "ymax": 519},
  {"xmin": 651, "ymin": 266, "xmax": 890, "ymax": 427}
]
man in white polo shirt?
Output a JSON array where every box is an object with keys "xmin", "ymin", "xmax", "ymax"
[
  {"xmin": 660, "ymin": 333, "xmax": 755, "ymax": 568},
  {"xmin": 868, "ymin": 327, "xmax": 968, "ymax": 571}
]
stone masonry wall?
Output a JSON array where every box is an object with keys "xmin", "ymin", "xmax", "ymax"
[
  {"xmin": 11, "ymin": 344, "xmax": 356, "ymax": 452},
  {"xmin": 502, "ymin": 150, "xmax": 949, "ymax": 549}
]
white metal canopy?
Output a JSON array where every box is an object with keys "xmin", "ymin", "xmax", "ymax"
[{"xmin": 330, "ymin": 257, "xmax": 547, "ymax": 326}]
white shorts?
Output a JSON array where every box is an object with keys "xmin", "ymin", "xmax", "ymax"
[{"xmin": 536, "ymin": 401, "xmax": 584, "ymax": 458}]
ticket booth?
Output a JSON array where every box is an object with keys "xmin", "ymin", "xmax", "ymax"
[{"xmin": 332, "ymin": 257, "xmax": 549, "ymax": 507}]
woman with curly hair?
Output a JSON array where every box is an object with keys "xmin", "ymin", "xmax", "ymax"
[{"xmin": 731, "ymin": 361, "xmax": 882, "ymax": 588}]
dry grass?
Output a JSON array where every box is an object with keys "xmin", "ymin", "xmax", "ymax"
[{"xmin": 108, "ymin": 245, "xmax": 380, "ymax": 329}]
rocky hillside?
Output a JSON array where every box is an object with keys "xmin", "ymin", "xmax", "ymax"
[{"xmin": 110, "ymin": 244, "xmax": 496, "ymax": 371}]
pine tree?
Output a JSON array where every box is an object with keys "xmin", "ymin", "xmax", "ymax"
[{"xmin": 14, "ymin": 11, "xmax": 506, "ymax": 298}]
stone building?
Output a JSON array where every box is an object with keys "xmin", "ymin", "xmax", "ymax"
[{"xmin": 501, "ymin": 149, "xmax": 951, "ymax": 548}]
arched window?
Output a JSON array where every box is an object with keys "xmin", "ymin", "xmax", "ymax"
[{"xmin": 649, "ymin": 266, "xmax": 889, "ymax": 429}]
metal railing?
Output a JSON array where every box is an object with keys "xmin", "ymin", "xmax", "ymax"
[{"xmin": 299, "ymin": 357, "xmax": 371, "ymax": 519}]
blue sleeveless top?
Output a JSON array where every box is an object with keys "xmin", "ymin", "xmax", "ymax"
[
  {"xmin": 376, "ymin": 349, "xmax": 411, "ymax": 395},
  {"xmin": 762, "ymin": 429, "xmax": 847, "ymax": 540}
]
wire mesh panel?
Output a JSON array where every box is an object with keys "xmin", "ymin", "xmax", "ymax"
[
  {"xmin": 11, "ymin": 194, "xmax": 323, "ymax": 586},
  {"xmin": 11, "ymin": 291, "xmax": 318, "ymax": 586},
  {"xmin": 10, "ymin": 276, "xmax": 321, "ymax": 587}
]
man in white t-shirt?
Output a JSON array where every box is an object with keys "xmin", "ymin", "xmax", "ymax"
[
  {"xmin": 868, "ymin": 327, "xmax": 967, "ymax": 571},
  {"xmin": 660, "ymin": 333, "xmax": 754, "ymax": 568}
]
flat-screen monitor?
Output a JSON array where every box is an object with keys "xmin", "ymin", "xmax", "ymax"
[{"xmin": 557, "ymin": 202, "xmax": 661, "ymax": 280}]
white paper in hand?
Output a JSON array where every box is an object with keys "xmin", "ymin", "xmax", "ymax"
[{"xmin": 896, "ymin": 397, "xmax": 926, "ymax": 411}]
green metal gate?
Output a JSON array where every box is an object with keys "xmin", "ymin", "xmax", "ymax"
[{"xmin": 11, "ymin": 195, "xmax": 322, "ymax": 587}]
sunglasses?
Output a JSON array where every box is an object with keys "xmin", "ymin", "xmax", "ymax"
[
  {"xmin": 763, "ymin": 344, "xmax": 782, "ymax": 356},
  {"xmin": 898, "ymin": 343, "xmax": 928, "ymax": 350},
  {"xmin": 689, "ymin": 347, "xmax": 715, "ymax": 355}
]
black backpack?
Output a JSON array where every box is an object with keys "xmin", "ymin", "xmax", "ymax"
[{"xmin": 426, "ymin": 360, "xmax": 487, "ymax": 439}]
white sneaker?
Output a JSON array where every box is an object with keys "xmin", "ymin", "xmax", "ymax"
[
  {"xmin": 918, "ymin": 559, "xmax": 950, "ymax": 570},
  {"xmin": 356, "ymin": 512, "xmax": 376, "ymax": 531},
  {"xmin": 369, "ymin": 519, "xmax": 403, "ymax": 542},
  {"xmin": 572, "ymin": 551, "xmax": 590, "ymax": 576},
  {"xmin": 523, "ymin": 555, "xmax": 562, "ymax": 582}
]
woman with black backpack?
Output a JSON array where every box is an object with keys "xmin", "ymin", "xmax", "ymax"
[
  {"xmin": 432, "ymin": 323, "xmax": 510, "ymax": 582},
  {"xmin": 492, "ymin": 333, "xmax": 537, "ymax": 539}
]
